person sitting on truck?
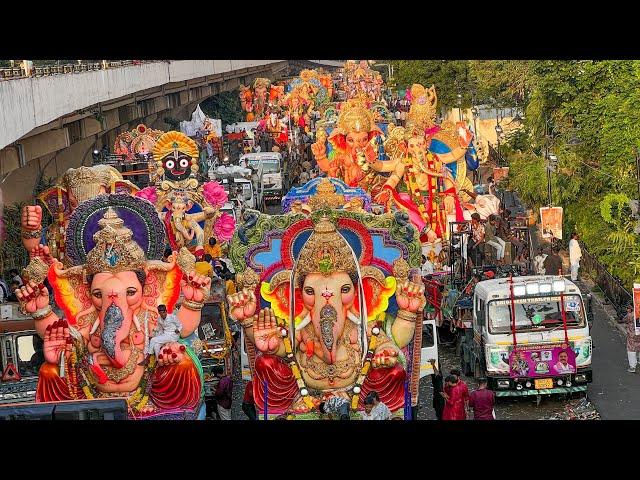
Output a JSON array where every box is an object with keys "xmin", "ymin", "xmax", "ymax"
[
  {"xmin": 533, "ymin": 247, "xmax": 548, "ymax": 275},
  {"xmin": 195, "ymin": 254, "xmax": 214, "ymax": 278},
  {"xmin": 468, "ymin": 378, "xmax": 495, "ymax": 420},
  {"xmin": 6, "ymin": 281, "xmax": 20, "ymax": 302},
  {"xmin": 467, "ymin": 213, "xmax": 485, "ymax": 268},
  {"xmin": 205, "ymin": 237, "xmax": 222, "ymax": 259},
  {"xmin": 485, "ymin": 215, "xmax": 505, "ymax": 264}
]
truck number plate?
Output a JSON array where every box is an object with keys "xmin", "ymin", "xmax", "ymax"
[{"xmin": 534, "ymin": 378, "xmax": 554, "ymax": 390}]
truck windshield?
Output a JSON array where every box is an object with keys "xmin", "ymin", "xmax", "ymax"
[
  {"xmin": 488, "ymin": 295, "xmax": 585, "ymax": 334},
  {"xmin": 261, "ymin": 160, "xmax": 280, "ymax": 174}
]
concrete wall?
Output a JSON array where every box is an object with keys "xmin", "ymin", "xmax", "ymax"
[{"xmin": 0, "ymin": 60, "xmax": 285, "ymax": 151}]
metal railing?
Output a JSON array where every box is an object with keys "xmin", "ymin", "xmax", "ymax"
[
  {"xmin": 0, "ymin": 60, "xmax": 164, "ymax": 81},
  {"xmin": 580, "ymin": 243, "xmax": 632, "ymax": 314}
]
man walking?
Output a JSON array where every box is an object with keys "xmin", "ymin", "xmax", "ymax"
[
  {"xmin": 214, "ymin": 366, "xmax": 233, "ymax": 420},
  {"xmin": 442, "ymin": 375, "xmax": 468, "ymax": 420},
  {"xmin": 468, "ymin": 378, "xmax": 495, "ymax": 420},
  {"xmin": 543, "ymin": 246, "xmax": 563, "ymax": 275},
  {"xmin": 569, "ymin": 233, "xmax": 582, "ymax": 281},
  {"xmin": 429, "ymin": 359, "xmax": 445, "ymax": 420}
]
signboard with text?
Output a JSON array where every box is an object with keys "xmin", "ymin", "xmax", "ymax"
[{"xmin": 634, "ymin": 283, "xmax": 640, "ymax": 335}]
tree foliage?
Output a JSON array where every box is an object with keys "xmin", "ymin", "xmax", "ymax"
[
  {"xmin": 200, "ymin": 89, "xmax": 244, "ymax": 126},
  {"xmin": 392, "ymin": 60, "xmax": 640, "ymax": 288}
]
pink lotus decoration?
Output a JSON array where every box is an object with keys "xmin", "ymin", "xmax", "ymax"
[
  {"xmin": 214, "ymin": 212, "xmax": 235, "ymax": 242},
  {"xmin": 135, "ymin": 186, "xmax": 158, "ymax": 204},
  {"xmin": 202, "ymin": 181, "xmax": 228, "ymax": 208}
]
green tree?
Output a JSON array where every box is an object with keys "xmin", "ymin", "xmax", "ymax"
[
  {"xmin": 200, "ymin": 89, "xmax": 244, "ymax": 126},
  {"xmin": 388, "ymin": 60, "xmax": 474, "ymax": 110}
]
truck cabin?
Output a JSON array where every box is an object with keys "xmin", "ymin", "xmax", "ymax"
[{"xmin": 473, "ymin": 276, "xmax": 592, "ymax": 335}]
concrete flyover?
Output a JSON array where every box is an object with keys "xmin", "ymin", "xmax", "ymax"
[{"xmin": 0, "ymin": 59, "xmax": 343, "ymax": 203}]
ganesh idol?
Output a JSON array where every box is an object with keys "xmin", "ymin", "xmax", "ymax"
[
  {"xmin": 227, "ymin": 203, "xmax": 426, "ymax": 418},
  {"xmin": 311, "ymin": 96, "xmax": 387, "ymax": 198},
  {"xmin": 374, "ymin": 121, "xmax": 465, "ymax": 242},
  {"xmin": 15, "ymin": 194, "xmax": 211, "ymax": 418}
]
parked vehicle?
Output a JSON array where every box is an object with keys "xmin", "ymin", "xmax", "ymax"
[
  {"xmin": 459, "ymin": 275, "xmax": 593, "ymax": 397},
  {"xmin": 0, "ymin": 304, "xmax": 41, "ymax": 404}
]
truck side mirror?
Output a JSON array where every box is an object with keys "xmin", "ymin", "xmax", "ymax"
[{"xmin": 586, "ymin": 293, "xmax": 594, "ymax": 327}]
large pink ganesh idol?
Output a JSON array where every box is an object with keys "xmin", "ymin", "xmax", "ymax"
[
  {"xmin": 16, "ymin": 195, "xmax": 210, "ymax": 419},
  {"xmin": 228, "ymin": 216, "xmax": 425, "ymax": 416}
]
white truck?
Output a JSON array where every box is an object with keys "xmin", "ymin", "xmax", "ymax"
[
  {"xmin": 459, "ymin": 275, "xmax": 593, "ymax": 397},
  {"xmin": 239, "ymin": 152, "xmax": 283, "ymax": 209}
]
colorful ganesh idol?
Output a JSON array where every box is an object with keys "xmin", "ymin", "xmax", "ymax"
[
  {"xmin": 135, "ymin": 131, "xmax": 235, "ymax": 256},
  {"xmin": 15, "ymin": 194, "xmax": 211, "ymax": 419},
  {"xmin": 311, "ymin": 96, "xmax": 387, "ymax": 199},
  {"xmin": 227, "ymin": 197, "xmax": 426, "ymax": 419}
]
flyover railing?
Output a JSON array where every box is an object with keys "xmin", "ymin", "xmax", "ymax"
[
  {"xmin": 0, "ymin": 60, "xmax": 164, "ymax": 81},
  {"xmin": 580, "ymin": 243, "xmax": 632, "ymax": 316}
]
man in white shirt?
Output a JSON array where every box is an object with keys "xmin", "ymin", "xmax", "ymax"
[
  {"xmin": 361, "ymin": 392, "xmax": 391, "ymax": 420},
  {"xmin": 568, "ymin": 233, "xmax": 582, "ymax": 281},
  {"xmin": 533, "ymin": 247, "xmax": 548, "ymax": 275}
]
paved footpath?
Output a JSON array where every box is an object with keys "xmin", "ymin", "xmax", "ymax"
[{"xmin": 578, "ymin": 277, "xmax": 640, "ymax": 419}]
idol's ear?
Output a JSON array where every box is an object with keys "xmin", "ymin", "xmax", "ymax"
[
  {"xmin": 144, "ymin": 260, "xmax": 183, "ymax": 314},
  {"xmin": 355, "ymin": 266, "xmax": 397, "ymax": 322},
  {"xmin": 260, "ymin": 270, "xmax": 303, "ymax": 323},
  {"xmin": 48, "ymin": 264, "xmax": 90, "ymax": 327}
]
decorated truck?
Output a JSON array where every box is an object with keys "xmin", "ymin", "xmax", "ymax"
[{"xmin": 459, "ymin": 275, "xmax": 594, "ymax": 397}]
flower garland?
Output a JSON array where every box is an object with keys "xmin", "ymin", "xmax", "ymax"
[
  {"xmin": 67, "ymin": 338, "xmax": 156, "ymax": 413},
  {"xmin": 275, "ymin": 316, "xmax": 383, "ymax": 413}
]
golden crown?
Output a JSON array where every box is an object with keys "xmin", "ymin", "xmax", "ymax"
[
  {"xmin": 152, "ymin": 131, "xmax": 199, "ymax": 163},
  {"xmin": 85, "ymin": 208, "xmax": 146, "ymax": 276},
  {"xmin": 61, "ymin": 167, "xmax": 112, "ymax": 204},
  {"xmin": 337, "ymin": 97, "xmax": 374, "ymax": 133},
  {"xmin": 294, "ymin": 217, "xmax": 358, "ymax": 286}
]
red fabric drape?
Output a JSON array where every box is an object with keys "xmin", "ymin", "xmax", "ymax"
[
  {"xmin": 150, "ymin": 358, "xmax": 202, "ymax": 411},
  {"xmin": 359, "ymin": 364, "xmax": 406, "ymax": 412},
  {"xmin": 253, "ymin": 354, "xmax": 298, "ymax": 414},
  {"xmin": 36, "ymin": 363, "xmax": 74, "ymax": 402}
]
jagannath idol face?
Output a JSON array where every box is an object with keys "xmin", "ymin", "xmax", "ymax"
[{"xmin": 162, "ymin": 150, "xmax": 192, "ymax": 181}]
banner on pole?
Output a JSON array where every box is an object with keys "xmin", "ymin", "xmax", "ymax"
[{"xmin": 540, "ymin": 206, "xmax": 563, "ymax": 240}]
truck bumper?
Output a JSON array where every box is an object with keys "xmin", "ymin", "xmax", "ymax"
[{"xmin": 488, "ymin": 368, "xmax": 592, "ymax": 397}]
